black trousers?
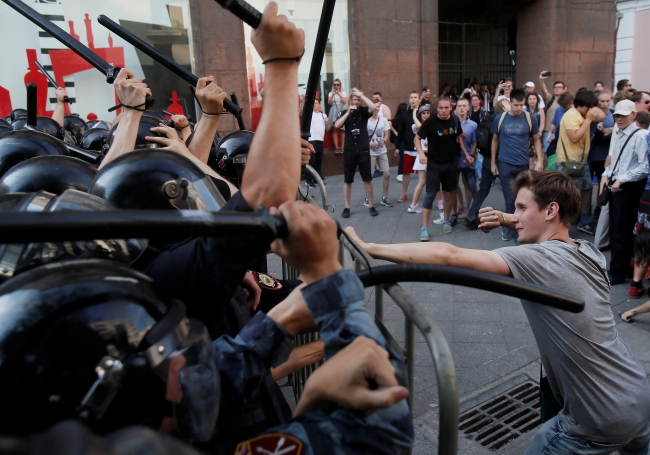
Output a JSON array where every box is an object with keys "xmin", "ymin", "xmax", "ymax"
[
  {"xmin": 609, "ymin": 179, "xmax": 646, "ymax": 279},
  {"xmin": 306, "ymin": 140, "xmax": 324, "ymax": 184},
  {"xmin": 397, "ymin": 149, "xmax": 404, "ymax": 175}
]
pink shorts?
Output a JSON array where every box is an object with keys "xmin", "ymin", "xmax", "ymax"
[{"xmin": 402, "ymin": 153, "xmax": 416, "ymax": 174}]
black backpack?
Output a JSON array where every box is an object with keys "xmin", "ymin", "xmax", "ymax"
[{"xmin": 476, "ymin": 112, "xmax": 496, "ymax": 150}]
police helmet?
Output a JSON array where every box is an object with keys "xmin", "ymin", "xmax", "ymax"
[
  {"xmin": 10, "ymin": 109, "xmax": 27, "ymax": 122},
  {"xmin": 107, "ymin": 115, "xmax": 165, "ymax": 150},
  {"xmin": 36, "ymin": 116, "xmax": 66, "ymax": 141},
  {"xmin": 80, "ymin": 128, "xmax": 110, "ymax": 153},
  {"xmin": 0, "ymin": 118, "xmax": 8, "ymax": 128},
  {"xmin": 0, "ymin": 124, "xmax": 9, "ymax": 137},
  {"xmin": 214, "ymin": 130, "xmax": 253, "ymax": 188},
  {"xmin": 64, "ymin": 115, "xmax": 88, "ymax": 144},
  {"xmin": 87, "ymin": 120, "xmax": 112, "ymax": 130},
  {"xmin": 0, "ymin": 259, "xmax": 219, "ymax": 439},
  {"xmin": 0, "ymin": 155, "xmax": 97, "ymax": 195},
  {"xmin": 89, "ymin": 149, "xmax": 226, "ymax": 211},
  {"xmin": 0, "ymin": 129, "xmax": 68, "ymax": 177},
  {"xmin": 0, "ymin": 190, "xmax": 147, "ymax": 282},
  {"xmin": 11, "ymin": 116, "xmax": 27, "ymax": 130}
]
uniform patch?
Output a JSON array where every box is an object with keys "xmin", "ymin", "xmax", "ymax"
[
  {"xmin": 254, "ymin": 272, "xmax": 283, "ymax": 291},
  {"xmin": 235, "ymin": 433, "xmax": 303, "ymax": 455}
]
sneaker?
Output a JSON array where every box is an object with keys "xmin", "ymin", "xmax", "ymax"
[
  {"xmin": 408, "ymin": 204, "xmax": 423, "ymax": 213},
  {"xmin": 342, "ymin": 208, "xmax": 350, "ymax": 218},
  {"xmin": 437, "ymin": 199, "xmax": 444, "ymax": 210},
  {"xmin": 381, "ymin": 197, "xmax": 393, "ymax": 207},
  {"xmin": 419, "ymin": 227, "xmax": 430, "ymax": 242},
  {"xmin": 369, "ymin": 207, "xmax": 378, "ymax": 217},
  {"xmin": 458, "ymin": 208, "xmax": 469, "ymax": 219},
  {"xmin": 396, "ymin": 174, "xmax": 403, "ymax": 182},
  {"xmin": 307, "ymin": 183, "xmax": 317, "ymax": 189},
  {"xmin": 577, "ymin": 222, "xmax": 595, "ymax": 235},
  {"xmin": 458, "ymin": 204, "xmax": 466, "ymax": 214},
  {"xmin": 433, "ymin": 213, "xmax": 445, "ymax": 224},
  {"xmin": 449, "ymin": 214, "xmax": 458, "ymax": 227},
  {"xmin": 463, "ymin": 218, "xmax": 479, "ymax": 230},
  {"xmin": 501, "ymin": 227, "xmax": 512, "ymax": 241},
  {"xmin": 373, "ymin": 169, "xmax": 382, "ymax": 178},
  {"xmin": 363, "ymin": 198, "xmax": 370, "ymax": 208},
  {"xmin": 442, "ymin": 221, "xmax": 452, "ymax": 234},
  {"xmin": 629, "ymin": 284, "xmax": 645, "ymax": 299}
]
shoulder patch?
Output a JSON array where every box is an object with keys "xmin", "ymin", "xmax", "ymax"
[
  {"xmin": 254, "ymin": 272, "xmax": 283, "ymax": 291},
  {"xmin": 235, "ymin": 433, "xmax": 303, "ymax": 455}
]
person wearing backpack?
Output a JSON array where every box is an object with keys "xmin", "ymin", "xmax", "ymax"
[
  {"xmin": 463, "ymin": 98, "xmax": 508, "ymax": 230},
  {"xmin": 491, "ymin": 89, "xmax": 543, "ymax": 243}
]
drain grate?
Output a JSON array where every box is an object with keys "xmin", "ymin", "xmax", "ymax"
[{"xmin": 459, "ymin": 381, "xmax": 541, "ymax": 451}]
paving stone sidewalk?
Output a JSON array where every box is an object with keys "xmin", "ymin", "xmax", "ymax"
[{"xmin": 268, "ymin": 167, "xmax": 648, "ymax": 454}]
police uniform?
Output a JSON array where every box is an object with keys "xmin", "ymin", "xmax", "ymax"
[{"xmin": 216, "ymin": 269, "xmax": 414, "ymax": 455}]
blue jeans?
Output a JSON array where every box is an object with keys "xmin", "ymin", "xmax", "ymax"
[
  {"xmin": 467, "ymin": 156, "xmax": 495, "ymax": 221},
  {"xmin": 525, "ymin": 416, "xmax": 650, "ymax": 455},
  {"xmin": 475, "ymin": 154, "xmax": 484, "ymax": 180},
  {"xmin": 498, "ymin": 161, "xmax": 529, "ymax": 239},
  {"xmin": 542, "ymin": 131, "xmax": 551, "ymax": 153}
]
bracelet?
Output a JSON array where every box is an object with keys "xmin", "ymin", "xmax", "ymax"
[
  {"xmin": 114, "ymin": 100, "xmax": 147, "ymax": 112},
  {"xmin": 499, "ymin": 211, "xmax": 506, "ymax": 226},
  {"xmin": 201, "ymin": 112, "xmax": 221, "ymax": 116},
  {"xmin": 262, "ymin": 48, "xmax": 305, "ymax": 65}
]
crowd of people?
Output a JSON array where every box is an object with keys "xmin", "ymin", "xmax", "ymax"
[{"xmin": 1, "ymin": 1, "xmax": 650, "ymax": 453}]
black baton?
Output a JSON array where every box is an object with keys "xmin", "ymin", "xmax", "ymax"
[
  {"xmin": 34, "ymin": 61, "xmax": 70, "ymax": 103},
  {"xmin": 26, "ymin": 83, "xmax": 37, "ymax": 127},
  {"xmin": 97, "ymin": 15, "xmax": 242, "ymax": 117},
  {"xmin": 213, "ymin": 0, "xmax": 262, "ymax": 29}
]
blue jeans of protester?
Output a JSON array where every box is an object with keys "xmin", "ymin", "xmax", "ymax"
[
  {"xmin": 542, "ymin": 131, "xmax": 551, "ymax": 153},
  {"xmin": 498, "ymin": 160, "xmax": 529, "ymax": 239},
  {"xmin": 467, "ymin": 156, "xmax": 495, "ymax": 222},
  {"xmin": 525, "ymin": 416, "xmax": 650, "ymax": 455}
]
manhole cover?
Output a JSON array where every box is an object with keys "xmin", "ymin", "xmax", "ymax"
[{"xmin": 459, "ymin": 381, "xmax": 541, "ymax": 451}]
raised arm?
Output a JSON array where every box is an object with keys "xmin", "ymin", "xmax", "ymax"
[
  {"xmin": 344, "ymin": 226, "xmax": 510, "ymax": 275},
  {"xmin": 538, "ymin": 71, "xmax": 551, "ymax": 102},
  {"xmin": 240, "ymin": 2, "xmax": 305, "ymax": 209},
  {"xmin": 187, "ymin": 76, "xmax": 226, "ymax": 163},
  {"xmin": 51, "ymin": 88, "xmax": 68, "ymax": 127},
  {"xmin": 99, "ymin": 69, "xmax": 151, "ymax": 169}
]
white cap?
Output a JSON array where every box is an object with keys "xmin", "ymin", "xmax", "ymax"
[
  {"xmin": 613, "ymin": 99, "xmax": 636, "ymax": 116},
  {"xmin": 524, "ymin": 81, "xmax": 535, "ymax": 88}
]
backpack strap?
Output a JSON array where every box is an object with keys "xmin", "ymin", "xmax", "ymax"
[
  {"xmin": 523, "ymin": 110, "xmax": 533, "ymax": 137},
  {"xmin": 497, "ymin": 112, "xmax": 507, "ymax": 135}
]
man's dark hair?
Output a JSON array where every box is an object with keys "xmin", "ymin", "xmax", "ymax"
[
  {"xmin": 636, "ymin": 111, "xmax": 650, "ymax": 129},
  {"xmin": 553, "ymin": 81, "xmax": 566, "ymax": 89},
  {"xmin": 558, "ymin": 92, "xmax": 575, "ymax": 109},
  {"xmin": 438, "ymin": 97, "xmax": 452, "ymax": 105},
  {"xmin": 512, "ymin": 171, "xmax": 580, "ymax": 227},
  {"xmin": 613, "ymin": 90, "xmax": 630, "ymax": 105},
  {"xmin": 471, "ymin": 93, "xmax": 481, "ymax": 101},
  {"xmin": 595, "ymin": 80, "xmax": 604, "ymax": 87},
  {"xmin": 373, "ymin": 91, "xmax": 382, "ymax": 97},
  {"xmin": 510, "ymin": 89, "xmax": 526, "ymax": 102},
  {"xmin": 617, "ymin": 79, "xmax": 630, "ymax": 91},
  {"xmin": 629, "ymin": 91, "xmax": 649, "ymax": 103},
  {"xmin": 422, "ymin": 86, "xmax": 430, "ymax": 92},
  {"xmin": 573, "ymin": 90, "xmax": 598, "ymax": 108}
]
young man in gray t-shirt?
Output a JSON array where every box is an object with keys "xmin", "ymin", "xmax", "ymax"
[{"xmin": 345, "ymin": 170, "xmax": 650, "ymax": 453}]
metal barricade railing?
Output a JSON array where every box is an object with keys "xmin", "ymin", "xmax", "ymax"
[{"xmin": 282, "ymin": 166, "xmax": 459, "ymax": 455}]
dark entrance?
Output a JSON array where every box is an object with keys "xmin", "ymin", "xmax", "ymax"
[{"xmin": 438, "ymin": 0, "xmax": 523, "ymax": 96}]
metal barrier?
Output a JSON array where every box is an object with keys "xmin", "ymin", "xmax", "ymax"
[{"xmin": 284, "ymin": 165, "xmax": 459, "ymax": 455}]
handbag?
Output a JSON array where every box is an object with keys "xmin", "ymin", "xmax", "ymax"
[
  {"xmin": 559, "ymin": 136, "xmax": 586, "ymax": 178},
  {"xmin": 539, "ymin": 364, "xmax": 563, "ymax": 423},
  {"xmin": 598, "ymin": 128, "xmax": 641, "ymax": 206}
]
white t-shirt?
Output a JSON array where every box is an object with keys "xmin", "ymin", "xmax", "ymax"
[
  {"xmin": 367, "ymin": 116, "xmax": 389, "ymax": 156},
  {"xmin": 328, "ymin": 91, "xmax": 347, "ymax": 106},
  {"xmin": 309, "ymin": 111, "xmax": 328, "ymax": 141},
  {"xmin": 378, "ymin": 103, "xmax": 387, "ymax": 119}
]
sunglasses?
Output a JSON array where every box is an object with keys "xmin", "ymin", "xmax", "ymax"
[{"xmin": 333, "ymin": 84, "xmax": 340, "ymax": 86}]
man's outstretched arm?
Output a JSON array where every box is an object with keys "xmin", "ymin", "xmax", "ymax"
[
  {"xmin": 344, "ymin": 226, "xmax": 511, "ymax": 276},
  {"xmin": 240, "ymin": 2, "xmax": 305, "ymax": 209}
]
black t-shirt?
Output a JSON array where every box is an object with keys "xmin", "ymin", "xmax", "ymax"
[
  {"xmin": 418, "ymin": 115, "xmax": 463, "ymax": 164},
  {"xmin": 469, "ymin": 109, "xmax": 482, "ymax": 125},
  {"xmin": 342, "ymin": 107, "xmax": 373, "ymax": 151}
]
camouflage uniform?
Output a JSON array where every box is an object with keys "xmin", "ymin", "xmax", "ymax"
[{"xmin": 214, "ymin": 269, "xmax": 414, "ymax": 455}]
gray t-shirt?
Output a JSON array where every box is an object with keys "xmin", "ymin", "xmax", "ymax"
[
  {"xmin": 491, "ymin": 112, "xmax": 538, "ymax": 167},
  {"xmin": 496, "ymin": 240, "xmax": 650, "ymax": 442}
]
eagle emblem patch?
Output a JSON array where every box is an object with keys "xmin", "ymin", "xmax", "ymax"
[
  {"xmin": 235, "ymin": 433, "xmax": 303, "ymax": 455},
  {"xmin": 254, "ymin": 272, "xmax": 283, "ymax": 291}
]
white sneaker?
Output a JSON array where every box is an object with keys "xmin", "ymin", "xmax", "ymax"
[
  {"xmin": 396, "ymin": 174, "xmax": 403, "ymax": 182},
  {"xmin": 432, "ymin": 213, "xmax": 445, "ymax": 224},
  {"xmin": 363, "ymin": 198, "xmax": 370, "ymax": 207}
]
